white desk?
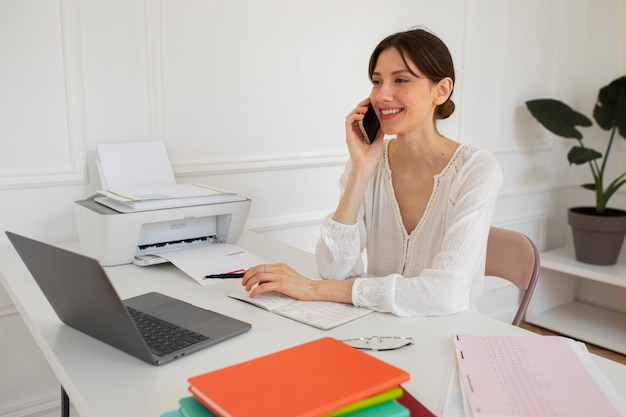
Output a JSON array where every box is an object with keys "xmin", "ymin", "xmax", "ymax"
[{"xmin": 1, "ymin": 231, "xmax": 625, "ymax": 417}]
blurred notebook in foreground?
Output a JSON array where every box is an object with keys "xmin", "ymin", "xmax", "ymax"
[
  {"xmin": 452, "ymin": 334, "xmax": 626, "ymax": 417},
  {"xmin": 187, "ymin": 337, "xmax": 410, "ymax": 417}
]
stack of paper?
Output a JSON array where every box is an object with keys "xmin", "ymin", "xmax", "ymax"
[
  {"xmin": 97, "ymin": 141, "xmax": 176, "ymax": 189},
  {"xmin": 98, "ymin": 183, "xmax": 240, "ymax": 211},
  {"xmin": 449, "ymin": 334, "xmax": 626, "ymax": 417},
  {"xmin": 94, "ymin": 141, "xmax": 242, "ymax": 212},
  {"xmin": 160, "ymin": 337, "xmax": 415, "ymax": 417}
]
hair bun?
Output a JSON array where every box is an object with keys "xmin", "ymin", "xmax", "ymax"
[{"xmin": 436, "ymin": 99, "xmax": 455, "ymax": 120}]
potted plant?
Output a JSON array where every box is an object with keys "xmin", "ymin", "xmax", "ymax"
[{"xmin": 525, "ymin": 75, "xmax": 626, "ymax": 265}]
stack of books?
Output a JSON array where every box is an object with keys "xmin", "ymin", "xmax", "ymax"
[
  {"xmin": 159, "ymin": 337, "xmax": 433, "ymax": 417},
  {"xmin": 162, "ymin": 390, "xmax": 409, "ymax": 417}
]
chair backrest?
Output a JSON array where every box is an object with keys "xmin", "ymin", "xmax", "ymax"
[{"xmin": 485, "ymin": 227, "xmax": 540, "ymax": 326}]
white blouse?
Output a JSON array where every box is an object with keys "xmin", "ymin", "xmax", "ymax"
[{"xmin": 315, "ymin": 139, "xmax": 502, "ymax": 316}]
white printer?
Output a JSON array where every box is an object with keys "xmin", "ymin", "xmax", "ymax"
[
  {"xmin": 75, "ymin": 195, "xmax": 251, "ymax": 267},
  {"xmin": 75, "ymin": 141, "xmax": 253, "ymax": 267}
]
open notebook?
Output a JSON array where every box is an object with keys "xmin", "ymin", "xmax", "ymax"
[{"xmin": 228, "ymin": 288, "xmax": 372, "ymax": 330}]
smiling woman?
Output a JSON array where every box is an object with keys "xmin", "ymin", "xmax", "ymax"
[
  {"xmin": 368, "ymin": 29, "xmax": 456, "ymax": 123},
  {"xmin": 242, "ymin": 28, "xmax": 503, "ymax": 318},
  {"xmin": 0, "ymin": 1, "xmax": 621, "ymax": 414}
]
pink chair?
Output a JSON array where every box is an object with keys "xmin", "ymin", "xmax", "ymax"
[{"xmin": 485, "ymin": 227, "xmax": 540, "ymax": 326}]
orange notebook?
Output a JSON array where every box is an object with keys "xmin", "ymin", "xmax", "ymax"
[{"xmin": 187, "ymin": 337, "xmax": 410, "ymax": 417}]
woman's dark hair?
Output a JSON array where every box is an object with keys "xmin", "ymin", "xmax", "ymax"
[{"xmin": 368, "ymin": 28, "xmax": 455, "ymax": 120}]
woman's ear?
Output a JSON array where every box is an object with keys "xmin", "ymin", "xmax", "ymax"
[{"xmin": 434, "ymin": 77, "xmax": 453, "ymax": 105}]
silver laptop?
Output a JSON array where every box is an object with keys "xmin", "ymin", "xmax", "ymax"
[{"xmin": 6, "ymin": 231, "xmax": 251, "ymax": 365}]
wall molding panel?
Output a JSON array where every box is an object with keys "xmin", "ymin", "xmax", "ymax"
[
  {"xmin": 493, "ymin": 1, "xmax": 560, "ymax": 154},
  {"xmin": 173, "ymin": 151, "xmax": 348, "ymax": 177},
  {"xmin": 59, "ymin": 0, "xmax": 87, "ymax": 184},
  {"xmin": 247, "ymin": 210, "xmax": 328, "ymax": 233},
  {"xmin": 0, "ymin": 0, "xmax": 87, "ymax": 190},
  {"xmin": 145, "ymin": 0, "xmax": 166, "ymax": 143}
]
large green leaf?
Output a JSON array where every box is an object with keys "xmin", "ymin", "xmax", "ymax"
[
  {"xmin": 526, "ymin": 99, "xmax": 592, "ymax": 139},
  {"xmin": 593, "ymin": 75, "xmax": 626, "ymax": 138},
  {"xmin": 567, "ymin": 146, "xmax": 602, "ymax": 165}
]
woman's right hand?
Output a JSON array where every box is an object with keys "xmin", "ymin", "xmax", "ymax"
[
  {"xmin": 331, "ymin": 99, "xmax": 386, "ymax": 226},
  {"xmin": 345, "ymin": 98, "xmax": 385, "ymax": 175}
]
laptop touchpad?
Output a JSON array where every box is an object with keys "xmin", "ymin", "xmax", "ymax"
[{"xmin": 145, "ymin": 300, "xmax": 219, "ymax": 326}]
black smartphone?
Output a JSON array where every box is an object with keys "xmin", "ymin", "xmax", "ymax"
[{"xmin": 358, "ymin": 104, "xmax": 380, "ymax": 144}]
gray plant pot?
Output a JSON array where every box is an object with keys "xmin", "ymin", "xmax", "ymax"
[{"xmin": 567, "ymin": 207, "xmax": 626, "ymax": 265}]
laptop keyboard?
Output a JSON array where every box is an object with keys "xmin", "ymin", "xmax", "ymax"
[{"xmin": 127, "ymin": 307, "xmax": 209, "ymax": 357}]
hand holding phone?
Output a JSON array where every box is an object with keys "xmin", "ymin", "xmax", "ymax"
[{"xmin": 358, "ymin": 104, "xmax": 380, "ymax": 144}]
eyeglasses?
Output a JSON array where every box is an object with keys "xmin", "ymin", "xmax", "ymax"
[{"xmin": 340, "ymin": 336, "xmax": 414, "ymax": 351}]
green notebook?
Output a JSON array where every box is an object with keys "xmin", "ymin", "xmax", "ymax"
[
  {"xmin": 179, "ymin": 396, "xmax": 218, "ymax": 417},
  {"xmin": 341, "ymin": 400, "xmax": 409, "ymax": 417},
  {"xmin": 324, "ymin": 386, "xmax": 403, "ymax": 417},
  {"xmin": 160, "ymin": 410, "xmax": 184, "ymax": 417}
]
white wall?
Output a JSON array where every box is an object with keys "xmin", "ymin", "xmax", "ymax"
[{"xmin": 1, "ymin": 0, "xmax": 624, "ymax": 415}]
